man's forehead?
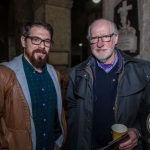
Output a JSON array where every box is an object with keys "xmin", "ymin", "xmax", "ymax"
[
  {"xmin": 29, "ymin": 26, "xmax": 51, "ymax": 37},
  {"xmin": 90, "ymin": 22, "xmax": 111, "ymax": 35}
]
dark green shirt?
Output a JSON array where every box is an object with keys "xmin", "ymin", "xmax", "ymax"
[{"xmin": 22, "ymin": 56, "xmax": 57, "ymax": 150}]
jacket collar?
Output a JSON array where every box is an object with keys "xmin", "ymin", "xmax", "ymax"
[
  {"xmin": 1, "ymin": 54, "xmax": 23, "ymax": 73},
  {"xmin": 77, "ymin": 55, "xmax": 94, "ymax": 70},
  {"xmin": 77, "ymin": 47, "xmax": 137, "ymax": 70},
  {"xmin": 118, "ymin": 48, "xmax": 136, "ymax": 62}
]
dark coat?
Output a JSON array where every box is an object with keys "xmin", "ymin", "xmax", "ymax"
[{"xmin": 66, "ymin": 49, "xmax": 150, "ymax": 150}]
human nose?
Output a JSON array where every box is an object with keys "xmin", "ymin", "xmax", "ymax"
[
  {"xmin": 39, "ymin": 40, "xmax": 45, "ymax": 48},
  {"xmin": 97, "ymin": 37, "xmax": 104, "ymax": 48}
]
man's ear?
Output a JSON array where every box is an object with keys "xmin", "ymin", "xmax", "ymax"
[
  {"xmin": 21, "ymin": 36, "xmax": 25, "ymax": 47},
  {"xmin": 114, "ymin": 34, "xmax": 119, "ymax": 45}
]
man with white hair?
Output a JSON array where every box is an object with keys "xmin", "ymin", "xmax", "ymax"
[{"xmin": 66, "ymin": 19, "xmax": 150, "ymax": 150}]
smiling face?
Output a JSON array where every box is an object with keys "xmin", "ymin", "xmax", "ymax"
[
  {"xmin": 90, "ymin": 20, "xmax": 118, "ymax": 64},
  {"xmin": 21, "ymin": 26, "xmax": 51, "ymax": 72}
]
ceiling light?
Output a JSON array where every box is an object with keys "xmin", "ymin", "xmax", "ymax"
[
  {"xmin": 79, "ymin": 43, "xmax": 83, "ymax": 47},
  {"xmin": 92, "ymin": 0, "xmax": 101, "ymax": 3}
]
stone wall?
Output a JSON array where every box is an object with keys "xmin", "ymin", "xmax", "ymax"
[
  {"xmin": 102, "ymin": 0, "xmax": 116, "ymax": 21},
  {"xmin": 139, "ymin": 0, "xmax": 150, "ymax": 61},
  {"xmin": 34, "ymin": 4, "xmax": 45, "ymax": 20},
  {"xmin": 45, "ymin": 5, "xmax": 71, "ymax": 52}
]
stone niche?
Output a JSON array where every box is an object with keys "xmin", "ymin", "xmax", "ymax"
[
  {"xmin": 102, "ymin": 0, "xmax": 150, "ymax": 61},
  {"xmin": 114, "ymin": 0, "xmax": 139, "ymax": 56}
]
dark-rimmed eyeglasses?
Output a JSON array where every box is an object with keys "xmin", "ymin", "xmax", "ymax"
[
  {"xmin": 25, "ymin": 36, "xmax": 54, "ymax": 47},
  {"xmin": 89, "ymin": 33, "xmax": 115, "ymax": 44}
]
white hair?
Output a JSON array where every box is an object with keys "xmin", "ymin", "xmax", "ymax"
[{"xmin": 86, "ymin": 19, "xmax": 119, "ymax": 39}]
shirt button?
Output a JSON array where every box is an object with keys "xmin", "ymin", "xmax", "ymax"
[
  {"xmin": 42, "ymin": 88, "xmax": 44, "ymax": 91},
  {"xmin": 43, "ymin": 133, "xmax": 46, "ymax": 136},
  {"xmin": 44, "ymin": 119, "xmax": 46, "ymax": 121},
  {"xmin": 43, "ymin": 103, "xmax": 45, "ymax": 106}
]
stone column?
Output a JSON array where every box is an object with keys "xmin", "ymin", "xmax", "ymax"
[
  {"xmin": 33, "ymin": 0, "xmax": 73, "ymax": 103},
  {"xmin": 138, "ymin": 0, "xmax": 150, "ymax": 61},
  {"xmin": 102, "ymin": 0, "xmax": 116, "ymax": 21}
]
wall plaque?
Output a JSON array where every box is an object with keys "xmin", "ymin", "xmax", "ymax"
[{"xmin": 114, "ymin": 0, "xmax": 140, "ymax": 56}]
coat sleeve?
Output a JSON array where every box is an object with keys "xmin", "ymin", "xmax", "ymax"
[
  {"xmin": 0, "ymin": 68, "xmax": 7, "ymax": 149},
  {"xmin": 139, "ymin": 81, "xmax": 150, "ymax": 149},
  {"xmin": 66, "ymin": 73, "xmax": 77, "ymax": 132},
  {"xmin": 0, "ymin": 68, "xmax": 5, "ymax": 118},
  {"xmin": 0, "ymin": 66, "xmax": 15, "ymax": 117},
  {"xmin": 0, "ymin": 66, "xmax": 15, "ymax": 148}
]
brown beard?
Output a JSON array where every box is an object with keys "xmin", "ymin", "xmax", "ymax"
[{"xmin": 26, "ymin": 49, "xmax": 48, "ymax": 69}]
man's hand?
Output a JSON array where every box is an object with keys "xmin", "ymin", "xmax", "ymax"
[{"xmin": 119, "ymin": 128, "xmax": 139, "ymax": 150}]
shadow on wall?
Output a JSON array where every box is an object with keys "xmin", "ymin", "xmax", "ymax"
[{"xmin": 0, "ymin": 40, "xmax": 7, "ymax": 63}]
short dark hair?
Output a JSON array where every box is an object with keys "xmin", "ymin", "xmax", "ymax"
[{"xmin": 22, "ymin": 20, "xmax": 53, "ymax": 40}]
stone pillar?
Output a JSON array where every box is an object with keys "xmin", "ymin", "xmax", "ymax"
[
  {"xmin": 33, "ymin": 0, "xmax": 73, "ymax": 103},
  {"xmin": 102, "ymin": 0, "xmax": 116, "ymax": 21},
  {"xmin": 138, "ymin": 0, "xmax": 150, "ymax": 61}
]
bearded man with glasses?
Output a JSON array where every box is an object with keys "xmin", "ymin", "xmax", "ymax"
[
  {"xmin": 0, "ymin": 20, "xmax": 66, "ymax": 150},
  {"xmin": 66, "ymin": 19, "xmax": 150, "ymax": 150}
]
